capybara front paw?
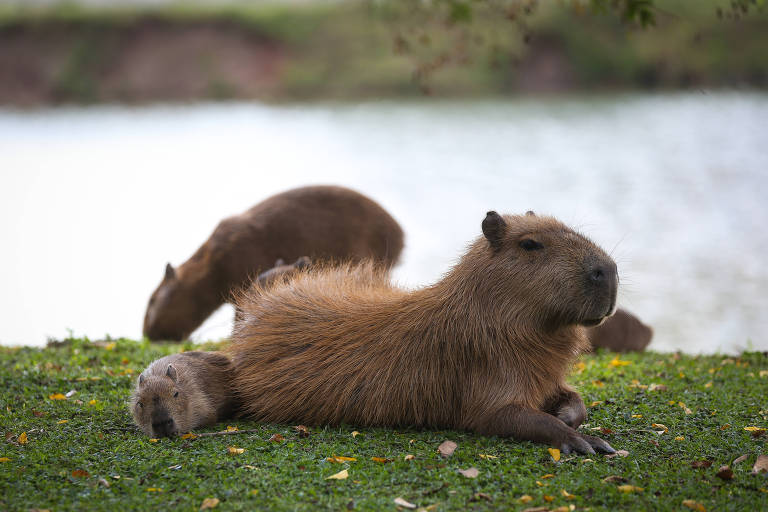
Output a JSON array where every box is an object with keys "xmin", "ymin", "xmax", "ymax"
[{"xmin": 560, "ymin": 432, "xmax": 615, "ymax": 455}]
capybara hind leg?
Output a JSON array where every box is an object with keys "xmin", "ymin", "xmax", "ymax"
[
  {"xmin": 541, "ymin": 389, "xmax": 587, "ymax": 429},
  {"xmin": 475, "ymin": 404, "xmax": 615, "ymax": 455}
]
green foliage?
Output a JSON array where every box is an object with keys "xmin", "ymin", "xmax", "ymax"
[{"xmin": 1, "ymin": 340, "xmax": 766, "ymax": 510}]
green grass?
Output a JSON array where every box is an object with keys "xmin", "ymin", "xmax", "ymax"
[{"xmin": 1, "ymin": 339, "xmax": 766, "ymax": 511}]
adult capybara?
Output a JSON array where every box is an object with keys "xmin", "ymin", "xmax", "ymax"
[
  {"xmin": 587, "ymin": 308, "xmax": 653, "ymax": 352},
  {"xmin": 143, "ymin": 186, "xmax": 404, "ymax": 341},
  {"xmin": 131, "ymin": 351, "xmax": 237, "ymax": 437},
  {"xmin": 228, "ymin": 211, "xmax": 617, "ymax": 454}
]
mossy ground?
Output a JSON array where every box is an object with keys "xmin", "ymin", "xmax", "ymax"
[{"xmin": 1, "ymin": 339, "xmax": 766, "ymax": 511}]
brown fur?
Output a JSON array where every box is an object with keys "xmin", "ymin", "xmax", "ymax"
[
  {"xmin": 228, "ymin": 211, "xmax": 618, "ymax": 454},
  {"xmin": 131, "ymin": 351, "xmax": 236, "ymax": 437},
  {"xmin": 586, "ymin": 308, "xmax": 653, "ymax": 352},
  {"xmin": 143, "ymin": 186, "xmax": 404, "ymax": 341}
]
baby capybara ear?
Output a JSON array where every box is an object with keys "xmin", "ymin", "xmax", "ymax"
[
  {"xmin": 166, "ymin": 364, "xmax": 178, "ymax": 382},
  {"xmin": 482, "ymin": 211, "xmax": 507, "ymax": 251},
  {"xmin": 164, "ymin": 263, "xmax": 176, "ymax": 281}
]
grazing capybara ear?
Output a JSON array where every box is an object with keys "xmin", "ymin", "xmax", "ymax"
[
  {"xmin": 164, "ymin": 263, "xmax": 176, "ymax": 281},
  {"xmin": 166, "ymin": 364, "xmax": 177, "ymax": 382},
  {"xmin": 482, "ymin": 211, "xmax": 507, "ymax": 251},
  {"xmin": 526, "ymin": 210, "xmax": 535, "ymax": 216},
  {"xmin": 139, "ymin": 373, "xmax": 146, "ymax": 386}
]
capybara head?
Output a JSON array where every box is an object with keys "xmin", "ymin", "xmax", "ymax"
[
  {"xmin": 131, "ymin": 364, "xmax": 190, "ymax": 437},
  {"xmin": 479, "ymin": 211, "xmax": 618, "ymax": 328},
  {"xmin": 143, "ymin": 263, "xmax": 200, "ymax": 341}
]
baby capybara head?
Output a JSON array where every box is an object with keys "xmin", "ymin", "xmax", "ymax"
[
  {"xmin": 479, "ymin": 211, "xmax": 618, "ymax": 329},
  {"xmin": 143, "ymin": 263, "xmax": 199, "ymax": 341},
  {"xmin": 131, "ymin": 364, "xmax": 190, "ymax": 437}
]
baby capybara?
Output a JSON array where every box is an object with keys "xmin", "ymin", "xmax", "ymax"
[
  {"xmin": 143, "ymin": 186, "xmax": 404, "ymax": 341},
  {"xmin": 587, "ymin": 308, "xmax": 653, "ymax": 352},
  {"xmin": 228, "ymin": 211, "xmax": 617, "ymax": 454},
  {"xmin": 131, "ymin": 351, "xmax": 236, "ymax": 437}
]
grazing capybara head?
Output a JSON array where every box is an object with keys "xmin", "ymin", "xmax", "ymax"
[
  {"xmin": 479, "ymin": 210, "xmax": 618, "ymax": 329},
  {"xmin": 131, "ymin": 364, "xmax": 189, "ymax": 438},
  {"xmin": 143, "ymin": 264, "xmax": 200, "ymax": 341}
]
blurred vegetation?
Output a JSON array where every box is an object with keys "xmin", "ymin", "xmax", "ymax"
[{"xmin": 0, "ymin": 0, "xmax": 766, "ymax": 104}]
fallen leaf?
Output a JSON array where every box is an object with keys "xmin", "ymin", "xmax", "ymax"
[
  {"xmin": 17, "ymin": 432, "xmax": 28, "ymax": 445},
  {"xmin": 293, "ymin": 425, "xmax": 310, "ymax": 438},
  {"xmin": 543, "ymin": 495, "xmax": 554, "ymax": 502},
  {"xmin": 561, "ymin": 489, "xmax": 576, "ymax": 499},
  {"xmin": 536, "ymin": 481, "xmax": 544, "ymax": 487},
  {"xmin": 181, "ymin": 433, "xmax": 197, "ymax": 440},
  {"xmin": 716, "ymin": 465, "xmax": 734, "ymax": 480},
  {"xmin": 753, "ymin": 455, "xmax": 768, "ymax": 474},
  {"xmin": 269, "ymin": 433, "xmax": 284, "ymax": 443},
  {"xmin": 605, "ymin": 450, "xmax": 630, "ymax": 459},
  {"xmin": 438, "ymin": 440, "xmax": 457, "ymax": 458},
  {"xmin": 97, "ymin": 478, "xmax": 110, "ymax": 488},
  {"xmin": 351, "ymin": 431, "xmax": 360, "ymax": 438},
  {"xmin": 473, "ymin": 492, "xmax": 492, "ymax": 501},
  {"xmin": 325, "ymin": 469, "xmax": 349, "ymax": 480},
  {"xmin": 458, "ymin": 467, "xmax": 479, "ymax": 478},
  {"xmin": 88, "ymin": 399, "xmax": 97, "ymax": 406},
  {"xmin": 721, "ymin": 424, "xmax": 730, "ymax": 430},
  {"xmin": 682, "ymin": 500, "xmax": 706, "ymax": 512},
  {"xmin": 617, "ymin": 485, "xmax": 643, "ymax": 493},
  {"xmin": 541, "ymin": 473, "xmax": 555, "ymax": 479},
  {"xmin": 744, "ymin": 426, "xmax": 766, "ymax": 434},
  {"xmin": 600, "ymin": 427, "xmax": 613, "ymax": 435},
  {"xmin": 548, "ymin": 447, "xmax": 561, "ymax": 462},
  {"xmin": 478, "ymin": 454, "xmax": 498, "ymax": 459},
  {"xmin": 522, "ymin": 508, "xmax": 549, "ymax": 512},
  {"xmin": 519, "ymin": 495, "xmax": 533, "ymax": 503},
  {"xmin": 631, "ymin": 414, "xmax": 643, "ymax": 418},
  {"xmin": 675, "ymin": 436, "xmax": 685, "ymax": 441},
  {"xmin": 168, "ymin": 464, "xmax": 182, "ymax": 470},
  {"xmin": 149, "ymin": 438, "xmax": 159, "ymax": 443},
  {"xmin": 226, "ymin": 426, "xmax": 238, "ymax": 432},
  {"xmin": 146, "ymin": 487, "xmax": 163, "ymax": 492},
  {"xmin": 104, "ymin": 342, "xmax": 116, "ymax": 351},
  {"xmin": 404, "ymin": 454, "xmax": 415, "ymax": 461},
  {"xmin": 393, "ymin": 497, "xmax": 416, "ymax": 509},
  {"xmin": 592, "ymin": 380, "xmax": 604, "ymax": 387},
  {"xmin": 65, "ymin": 390, "xmax": 77, "ymax": 398},
  {"xmin": 648, "ymin": 383, "xmax": 667, "ymax": 392},
  {"xmin": 327, "ymin": 455, "xmax": 356, "ymax": 463},
  {"xmin": 200, "ymin": 497, "xmax": 219, "ymax": 510},
  {"xmin": 610, "ymin": 356, "xmax": 631, "ymax": 367},
  {"xmin": 733, "ymin": 454, "xmax": 749, "ymax": 465},
  {"xmin": 651, "ymin": 423, "xmax": 668, "ymax": 434},
  {"xmin": 0, "ymin": 457, "xmax": 11, "ymax": 462},
  {"xmin": 31, "ymin": 410, "xmax": 46, "ymax": 417},
  {"xmin": 57, "ymin": 420, "xmax": 69, "ymax": 424},
  {"xmin": 49, "ymin": 393, "xmax": 67, "ymax": 400},
  {"xmin": 691, "ymin": 460, "xmax": 713, "ymax": 469},
  {"xmin": 227, "ymin": 446, "xmax": 245, "ymax": 455},
  {"xmin": 371, "ymin": 457, "xmax": 392, "ymax": 463},
  {"xmin": 602, "ymin": 475, "xmax": 627, "ymax": 483},
  {"xmin": 71, "ymin": 469, "xmax": 90, "ymax": 478},
  {"xmin": 590, "ymin": 401, "xmax": 603, "ymax": 407},
  {"xmin": 704, "ymin": 381, "xmax": 713, "ymax": 388}
]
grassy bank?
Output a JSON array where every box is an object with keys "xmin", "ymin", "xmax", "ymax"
[
  {"xmin": 0, "ymin": 1, "xmax": 766, "ymax": 105},
  {"xmin": 1, "ymin": 339, "xmax": 766, "ymax": 511}
]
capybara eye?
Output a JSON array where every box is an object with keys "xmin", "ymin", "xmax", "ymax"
[
  {"xmin": 138, "ymin": 402, "xmax": 143, "ymax": 408},
  {"xmin": 519, "ymin": 239, "xmax": 544, "ymax": 251},
  {"xmin": 173, "ymin": 391, "xmax": 179, "ymax": 398}
]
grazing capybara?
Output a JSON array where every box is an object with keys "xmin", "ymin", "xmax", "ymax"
[
  {"xmin": 587, "ymin": 308, "xmax": 653, "ymax": 352},
  {"xmin": 228, "ymin": 211, "xmax": 617, "ymax": 454},
  {"xmin": 143, "ymin": 186, "xmax": 404, "ymax": 341},
  {"xmin": 131, "ymin": 351, "xmax": 236, "ymax": 437}
]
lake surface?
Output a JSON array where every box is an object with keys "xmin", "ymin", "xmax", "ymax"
[{"xmin": 1, "ymin": 93, "xmax": 767, "ymax": 353}]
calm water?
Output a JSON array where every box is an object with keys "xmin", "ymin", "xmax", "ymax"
[{"xmin": 1, "ymin": 93, "xmax": 767, "ymax": 353}]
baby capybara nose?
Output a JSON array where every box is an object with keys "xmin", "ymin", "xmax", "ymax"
[
  {"xmin": 588, "ymin": 263, "xmax": 617, "ymax": 285},
  {"xmin": 151, "ymin": 413, "xmax": 176, "ymax": 437}
]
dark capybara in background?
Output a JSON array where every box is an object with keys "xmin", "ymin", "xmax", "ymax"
[
  {"xmin": 228, "ymin": 211, "xmax": 617, "ymax": 454},
  {"xmin": 143, "ymin": 186, "xmax": 404, "ymax": 341},
  {"xmin": 586, "ymin": 308, "xmax": 653, "ymax": 352}
]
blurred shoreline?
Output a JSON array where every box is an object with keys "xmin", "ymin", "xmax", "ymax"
[{"xmin": 1, "ymin": 1, "xmax": 767, "ymax": 106}]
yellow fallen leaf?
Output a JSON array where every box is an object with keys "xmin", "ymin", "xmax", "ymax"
[
  {"xmin": 478, "ymin": 454, "xmax": 498, "ymax": 459},
  {"xmin": 149, "ymin": 438, "xmax": 159, "ymax": 443},
  {"xmin": 617, "ymin": 485, "xmax": 644, "ymax": 493},
  {"xmin": 548, "ymin": 447, "xmax": 561, "ymax": 462},
  {"xmin": 404, "ymin": 454, "xmax": 415, "ymax": 461},
  {"xmin": 325, "ymin": 469, "xmax": 348, "ymax": 480},
  {"xmin": 327, "ymin": 455, "xmax": 356, "ymax": 463},
  {"xmin": 704, "ymin": 381, "xmax": 713, "ymax": 388},
  {"xmin": 536, "ymin": 480, "xmax": 545, "ymax": 487},
  {"xmin": 631, "ymin": 414, "xmax": 643, "ymax": 418},
  {"xmin": 57, "ymin": 420, "xmax": 69, "ymax": 424},
  {"xmin": 104, "ymin": 342, "xmax": 116, "ymax": 351},
  {"xmin": 200, "ymin": 497, "xmax": 219, "ymax": 510},
  {"xmin": 519, "ymin": 495, "xmax": 533, "ymax": 503},
  {"xmin": 351, "ymin": 431, "xmax": 360, "ymax": 438},
  {"xmin": 181, "ymin": 433, "xmax": 198, "ymax": 440},
  {"xmin": 592, "ymin": 380, "xmax": 604, "ymax": 387},
  {"xmin": 17, "ymin": 432, "xmax": 28, "ymax": 445},
  {"xmin": 651, "ymin": 423, "xmax": 668, "ymax": 434},
  {"xmin": 744, "ymin": 427, "xmax": 766, "ymax": 433},
  {"xmin": 49, "ymin": 393, "xmax": 67, "ymax": 400},
  {"xmin": 561, "ymin": 489, "xmax": 576, "ymax": 499},
  {"xmin": 669, "ymin": 401, "xmax": 677, "ymax": 405},
  {"xmin": 682, "ymin": 499, "xmax": 706, "ymax": 512},
  {"xmin": 146, "ymin": 488, "xmax": 163, "ymax": 492},
  {"xmin": 227, "ymin": 446, "xmax": 245, "ymax": 455},
  {"xmin": 721, "ymin": 424, "xmax": 731, "ymax": 430},
  {"xmin": 590, "ymin": 401, "xmax": 603, "ymax": 407},
  {"xmin": 760, "ymin": 370, "xmax": 768, "ymax": 377},
  {"xmin": 89, "ymin": 399, "xmax": 97, "ymax": 406},
  {"xmin": 226, "ymin": 426, "xmax": 238, "ymax": 432},
  {"xmin": 610, "ymin": 356, "xmax": 631, "ymax": 367},
  {"xmin": 575, "ymin": 361, "xmax": 586, "ymax": 373},
  {"xmin": 0, "ymin": 457, "xmax": 10, "ymax": 462},
  {"xmin": 371, "ymin": 457, "xmax": 392, "ymax": 463},
  {"xmin": 541, "ymin": 473, "xmax": 555, "ymax": 479},
  {"xmin": 543, "ymin": 495, "xmax": 554, "ymax": 502},
  {"xmin": 675, "ymin": 436, "xmax": 685, "ymax": 441}
]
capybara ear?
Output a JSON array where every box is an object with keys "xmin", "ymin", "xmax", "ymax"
[
  {"xmin": 526, "ymin": 210, "xmax": 536, "ymax": 216},
  {"xmin": 164, "ymin": 263, "xmax": 176, "ymax": 281},
  {"xmin": 482, "ymin": 211, "xmax": 507, "ymax": 251},
  {"xmin": 139, "ymin": 373, "xmax": 146, "ymax": 386},
  {"xmin": 294, "ymin": 256, "xmax": 311, "ymax": 269},
  {"xmin": 274, "ymin": 259, "xmax": 285, "ymax": 267},
  {"xmin": 166, "ymin": 364, "xmax": 178, "ymax": 382}
]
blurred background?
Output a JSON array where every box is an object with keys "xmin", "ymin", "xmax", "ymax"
[{"xmin": 1, "ymin": 0, "xmax": 766, "ymax": 353}]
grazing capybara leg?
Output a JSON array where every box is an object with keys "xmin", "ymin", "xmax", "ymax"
[
  {"xmin": 475, "ymin": 405, "xmax": 615, "ymax": 455},
  {"xmin": 541, "ymin": 388, "xmax": 587, "ymax": 429}
]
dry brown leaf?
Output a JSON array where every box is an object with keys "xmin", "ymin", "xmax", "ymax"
[
  {"xmin": 602, "ymin": 475, "xmax": 627, "ymax": 483},
  {"xmin": 325, "ymin": 469, "xmax": 349, "ymax": 480},
  {"xmin": 458, "ymin": 467, "xmax": 479, "ymax": 478},
  {"xmin": 548, "ymin": 447, "xmax": 561, "ymax": 462},
  {"xmin": 543, "ymin": 495, "xmax": 554, "ymax": 502},
  {"xmin": 691, "ymin": 460, "xmax": 713, "ymax": 469},
  {"xmin": 682, "ymin": 500, "xmax": 706, "ymax": 512},
  {"xmin": 393, "ymin": 497, "xmax": 416, "ymax": 509},
  {"xmin": 753, "ymin": 454, "xmax": 768, "ymax": 474},
  {"xmin": 293, "ymin": 425, "xmax": 310, "ymax": 438},
  {"xmin": 269, "ymin": 433, "xmax": 284, "ymax": 443},
  {"xmin": 715, "ymin": 465, "xmax": 734, "ymax": 480},
  {"xmin": 600, "ymin": 427, "xmax": 614, "ymax": 435},
  {"xmin": 648, "ymin": 383, "xmax": 667, "ymax": 392},
  {"xmin": 472, "ymin": 492, "xmax": 492, "ymax": 502},
  {"xmin": 404, "ymin": 454, "xmax": 415, "ymax": 461},
  {"xmin": 518, "ymin": 495, "xmax": 533, "ymax": 503},
  {"xmin": 437, "ymin": 440, "xmax": 457, "ymax": 458},
  {"xmin": 651, "ymin": 423, "xmax": 668, "ymax": 434},
  {"xmin": 98, "ymin": 478, "xmax": 110, "ymax": 488},
  {"xmin": 605, "ymin": 450, "xmax": 630, "ymax": 459},
  {"xmin": 181, "ymin": 433, "xmax": 197, "ymax": 440},
  {"xmin": 617, "ymin": 485, "xmax": 643, "ymax": 493},
  {"xmin": 17, "ymin": 432, "xmax": 28, "ymax": 445},
  {"xmin": 732, "ymin": 454, "xmax": 749, "ymax": 465},
  {"xmin": 200, "ymin": 497, "xmax": 219, "ymax": 510},
  {"xmin": 71, "ymin": 469, "xmax": 89, "ymax": 478},
  {"xmin": 522, "ymin": 508, "xmax": 549, "ymax": 512},
  {"xmin": 561, "ymin": 489, "xmax": 576, "ymax": 499},
  {"xmin": 32, "ymin": 410, "xmax": 46, "ymax": 417},
  {"xmin": 371, "ymin": 457, "xmax": 392, "ymax": 463}
]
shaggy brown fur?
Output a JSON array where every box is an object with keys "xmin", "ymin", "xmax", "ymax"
[
  {"xmin": 228, "ymin": 211, "xmax": 618, "ymax": 454},
  {"xmin": 131, "ymin": 351, "xmax": 237, "ymax": 437},
  {"xmin": 143, "ymin": 186, "xmax": 404, "ymax": 341},
  {"xmin": 586, "ymin": 308, "xmax": 653, "ymax": 352}
]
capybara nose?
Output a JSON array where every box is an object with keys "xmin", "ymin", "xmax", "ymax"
[
  {"xmin": 152, "ymin": 418, "xmax": 175, "ymax": 437},
  {"xmin": 588, "ymin": 263, "xmax": 617, "ymax": 285}
]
